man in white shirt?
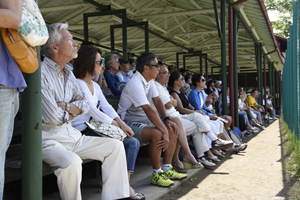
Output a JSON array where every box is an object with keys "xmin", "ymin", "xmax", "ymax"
[
  {"xmin": 118, "ymin": 53, "xmax": 186, "ymax": 187},
  {"xmin": 40, "ymin": 23, "xmax": 129, "ymax": 200}
]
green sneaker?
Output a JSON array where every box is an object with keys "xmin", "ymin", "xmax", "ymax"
[
  {"xmin": 164, "ymin": 166, "xmax": 188, "ymax": 180},
  {"xmin": 151, "ymin": 171, "xmax": 174, "ymax": 187}
]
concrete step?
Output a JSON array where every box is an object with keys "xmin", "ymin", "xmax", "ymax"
[{"xmin": 43, "ymin": 157, "xmax": 203, "ymax": 200}]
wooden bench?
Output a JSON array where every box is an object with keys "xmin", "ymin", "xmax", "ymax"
[{"xmin": 5, "ymin": 96, "xmax": 121, "ymax": 183}]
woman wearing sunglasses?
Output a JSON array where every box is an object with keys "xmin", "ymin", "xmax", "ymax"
[{"xmin": 73, "ymin": 46, "xmax": 145, "ymax": 200}]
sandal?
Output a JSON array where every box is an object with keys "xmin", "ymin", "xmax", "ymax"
[
  {"xmin": 211, "ymin": 149, "xmax": 225, "ymax": 159},
  {"xmin": 207, "ymin": 155, "xmax": 220, "ymax": 162},
  {"xmin": 130, "ymin": 192, "xmax": 145, "ymax": 200},
  {"xmin": 172, "ymin": 162, "xmax": 188, "ymax": 173},
  {"xmin": 182, "ymin": 156, "xmax": 203, "ymax": 170}
]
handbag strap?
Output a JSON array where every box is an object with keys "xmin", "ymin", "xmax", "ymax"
[{"xmin": 89, "ymin": 101, "xmax": 101, "ymax": 121}]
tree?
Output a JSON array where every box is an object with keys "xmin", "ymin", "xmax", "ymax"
[{"xmin": 265, "ymin": 0, "xmax": 293, "ymax": 37}]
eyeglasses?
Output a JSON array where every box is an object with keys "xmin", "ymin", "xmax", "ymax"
[
  {"xmin": 180, "ymin": 77, "xmax": 184, "ymax": 81},
  {"xmin": 159, "ymin": 71, "xmax": 170, "ymax": 76},
  {"xmin": 158, "ymin": 61, "xmax": 165, "ymax": 65},
  {"xmin": 149, "ymin": 64, "xmax": 160, "ymax": 68},
  {"xmin": 95, "ymin": 60, "xmax": 102, "ymax": 65},
  {"xmin": 201, "ymin": 78, "xmax": 206, "ymax": 82}
]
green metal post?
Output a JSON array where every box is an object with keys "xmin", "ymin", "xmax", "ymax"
[
  {"xmin": 204, "ymin": 54, "xmax": 208, "ymax": 79},
  {"xmin": 110, "ymin": 26, "xmax": 115, "ymax": 51},
  {"xmin": 233, "ymin": 9, "xmax": 239, "ymax": 128},
  {"xmin": 258, "ymin": 43, "xmax": 263, "ymax": 105},
  {"xmin": 268, "ymin": 60, "xmax": 273, "ymax": 95},
  {"xmin": 176, "ymin": 53, "xmax": 179, "ymax": 70},
  {"xmin": 22, "ymin": 47, "xmax": 42, "ymax": 200},
  {"xmin": 145, "ymin": 22, "xmax": 149, "ymax": 53},
  {"xmin": 221, "ymin": 0, "xmax": 227, "ymax": 115},
  {"xmin": 121, "ymin": 9, "xmax": 127, "ymax": 59},
  {"xmin": 200, "ymin": 55, "xmax": 203, "ymax": 74},
  {"xmin": 275, "ymin": 67, "xmax": 279, "ymax": 110},
  {"xmin": 84, "ymin": 15, "xmax": 89, "ymax": 41},
  {"xmin": 272, "ymin": 63, "xmax": 275, "ymax": 107}
]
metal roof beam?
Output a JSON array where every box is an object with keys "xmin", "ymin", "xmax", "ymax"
[
  {"xmin": 40, "ymin": 3, "xmax": 87, "ymax": 12},
  {"xmin": 135, "ymin": 9, "xmax": 215, "ymax": 19}
]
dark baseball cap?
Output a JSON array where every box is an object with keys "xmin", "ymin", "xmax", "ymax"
[{"xmin": 119, "ymin": 58, "xmax": 129, "ymax": 64}]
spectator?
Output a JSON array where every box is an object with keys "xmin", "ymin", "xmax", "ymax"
[
  {"xmin": 244, "ymin": 89, "xmax": 265, "ymax": 126},
  {"xmin": 116, "ymin": 58, "xmax": 131, "ymax": 82},
  {"xmin": 238, "ymin": 92, "xmax": 260, "ymax": 133},
  {"xmin": 0, "ymin": 1, "xmax": 26, "ymax": 198},
  {"xmin": 188, "ymin": 74, "xmax": 246, "ymax": 154},
  {"xmin": 41, "ymin": 23, "xmax": 129, "ymax": 200},
  {"xmin": 103, "ymin": 53, "xmax": 122, "ymax": 96},
  {"xmin": 168, "ymin": 65, "xmax": 176, "ymax": 73},
  {"xmin": 73, "ymin": 45, "xmax": 144, "ymax": 200},
  {"xmin": 181, "ymin": 73, "xmax": 191, "ymax": 95},
  {"xmin": 266, "ymin": 95, "xmax": 277, "ymax": 119},
  {"xmin": 214, "ymin": 81, "xmax": 221, "ymax": 96},
  {"xmin": 205, "ymin": 78, "xmax": 215, "ymax": 95},
  {"xmin": 157, "ymin": 65, "xmax": 217, "ymax": 168},
  {"xmin": 128, "ymin": 59, "xmax": 136, "ymax": 77},
  {"xmin": 118, "ymin": 52, "xmax": 187, "ymax": 187}
]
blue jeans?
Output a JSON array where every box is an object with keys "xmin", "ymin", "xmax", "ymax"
[
  {"xmin": 252, "ymin": 110, "xmax": 262, "ymax": 123},
  {"xmin": 239, "ymin": 111, "xmax": 249, "ymax": 125},
  {"xmin": 123, "ymin": 137, "xmax": 140, "ymax": 174},
  {"xmin": 82, "ymin": 128, "xmax": 140, "ymax": 173},
  {"xmin": 0, "ymin": 86, "xmax": 19, "ymax": 199}
]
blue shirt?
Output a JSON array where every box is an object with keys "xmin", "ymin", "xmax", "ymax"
[
  {"xmin": 116, "ymin": 70, "xmax": 130, "ymax": 82},
  {"xmin": 188, "ymin": 87, "xmax": 212, "ymax": 116},
  {"xmin": 103, "ymin": 70, "xmax": 122, "ymax": 96},
  {"xmin": 0, "ymin": 32, "xmax": 26, "ymax": 92}
]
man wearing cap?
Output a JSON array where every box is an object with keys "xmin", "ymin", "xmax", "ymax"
[
  {"xmin": 245, "ymin": 89, "xmax": 265, "ymax": 112},
  {"xmin": 117, "ymin": 58, "xmax": 131, "ymax": 83},
  {"xmin": 205, "ymin": 78, "xmax": 216, "ymax": 95},
  {"xmin": 244, "ymin": 89, "xmax": 265, "ymax": 125}
]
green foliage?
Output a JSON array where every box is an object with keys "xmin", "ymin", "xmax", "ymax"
[
  {"xmin": 282, "ymin": 121, "xmax": 300, "ymax": 178},
  {"xmin": 264, "ymin": 0, "xmax": 293, "ymax": 37}
]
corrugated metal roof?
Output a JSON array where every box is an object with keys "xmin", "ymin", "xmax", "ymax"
[{"xmin": 39, "ymin": 0, "xmax": 283, "ymax": 74}]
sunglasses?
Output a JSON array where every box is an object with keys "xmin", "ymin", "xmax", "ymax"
[
  {"xmin": 180, "ymin": 77, "xmax": 184, "ymax": 81},
  {"xmin": 158, "ymin": 61, "xmax": 165, "ymax": 65},
  {"xmin": 159, "ymin": 71, "xmax": 170, "ymax": 76},
  {"xmin": 95, "ymin": 60, "xmax": 102, "ymax": 65},
  {"xmin": 201, "ymin": 78, "xmax": 206, "ymax": 82}
]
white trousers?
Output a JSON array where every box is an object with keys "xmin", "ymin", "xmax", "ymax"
[
  {"xmin": 179, "ymin": 113, "xmax": 210, "ymax": 155},
  {"xmin": 208, "ymin": 120, "xmax": 224, "ymax": 136},
  {"xmin": 42, "ymin": 123, "xmax": 129, "ymax": 200}
]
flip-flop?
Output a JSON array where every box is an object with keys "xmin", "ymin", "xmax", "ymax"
[{"xmin": 130, "ymin": 192, "xmax": 145, "ymax": 200}]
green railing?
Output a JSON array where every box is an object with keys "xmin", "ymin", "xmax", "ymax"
[{"xmin": 282, "ymin": 1, "xmax": 300, "ymax": 138}]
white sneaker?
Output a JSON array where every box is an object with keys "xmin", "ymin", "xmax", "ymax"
[{"xmin": 197, "ymin": 156, "xmax": 216, "ymax": 169}]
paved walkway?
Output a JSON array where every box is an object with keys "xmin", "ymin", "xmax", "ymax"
[
  {"xmin": 43, "ymin": 120, "xmax": 285, "ymax": 200},
  {"xmin": 162, "ymin": 119, "xmax": 286, "ymax": 200}
]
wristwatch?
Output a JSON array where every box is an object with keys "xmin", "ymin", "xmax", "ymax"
[
  {"xmin": 65, "ymin": 102, "xmax": 71, "ymax": 112},
  {"xmin": 163, "ymin": 116, "xmax": 171, "ymax": 123}
]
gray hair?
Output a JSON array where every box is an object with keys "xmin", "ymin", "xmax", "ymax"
[
  {"xmin": 104, "ymin": 53, "xmax": 119, "ymax": 70},
  {"xmin": 41, "ymin": 23, "xmax": 69, "ymax": 58}
]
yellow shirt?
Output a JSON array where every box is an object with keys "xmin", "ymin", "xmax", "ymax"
[{"xmin": 244, "ymin": 95, "xmax": 258, "ymax": 107}]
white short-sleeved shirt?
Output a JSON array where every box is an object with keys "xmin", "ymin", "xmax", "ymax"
[
  {"xmin": 154, "ymin": 81, "xmax": 180, "ymax": 118},
  {"xmin": 238, "ymin": 98, "xmax": 244, "ymax": 109},
  {"xmin": 117, "ymin": 71, "xmax": 159, "ymax": 123}
]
